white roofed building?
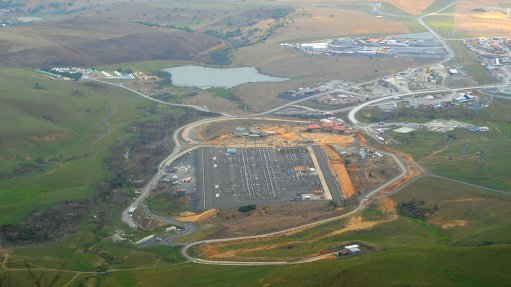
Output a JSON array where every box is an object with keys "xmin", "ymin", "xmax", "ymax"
[{"xmin": 300, "ymin": 42, "xmax": 329, "ymax": 52}]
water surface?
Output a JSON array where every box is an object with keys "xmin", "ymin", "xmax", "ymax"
[{"xmin": 163, "ymin": 65, "xmax": 288, "ymax": 89}]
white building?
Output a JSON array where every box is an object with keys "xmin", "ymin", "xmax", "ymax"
[
  {"xmin": 300, "ymin": 42, "xmax": 329, "ymax": 52},
  {"xmin": 345, "ymin": 244, "xmax": 362, "ymax": 254}
]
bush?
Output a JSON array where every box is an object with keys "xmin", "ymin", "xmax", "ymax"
[
  {"xmin": 239, "ymin": 205, "xmax": 256, "ymax": 212},
  {"xmin": 397, "ymin": 199, "xmax": 438, "ymax": 220}
]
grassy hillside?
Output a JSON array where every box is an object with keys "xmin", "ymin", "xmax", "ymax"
[
  {"xmin": 4, "ymin": 178, "xmax": 511, "ymax": 286},
  {"xmin": 0, "ymin": 67, "xmax": 213, "ymax": 286},
  {"xmin": 111, "ymin": 177, "xmax": 511, "ymax": 287},
  {"xmin": 393, "ymin": 127, "xmax": 511, "ymax": 191},
  {"xmin": 98, "ymin": 244, "xmax": 511, "ymax": 287},
  {"xmin": 0, "ymin": 68, "xmax": 209, "ymax": 228},
  {"xmin": 0, "ymin": 18, "xmax": 220, "ymax": 67},
  {"xmin": 0, "ymin": 68, "xmax": 140, "ymax": 224},
  {"xmin": 361, "ymin": 98, "xmax": 511, "ymax": 191}
]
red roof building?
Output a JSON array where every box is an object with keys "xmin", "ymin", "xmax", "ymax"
[
  {"xmin": 321, "ymin": 122, "xmax": 336, "ymax": 129},
  {"xmin": 332, "ymin": 125, "xmax": 347, "ymax": 133},
  {"xmin": 305, "ymin": 124, "xmax": 321, "ymax": 131}
]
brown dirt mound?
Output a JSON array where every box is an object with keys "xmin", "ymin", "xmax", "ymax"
[
  {"xmin": 379, "ymin": 198, "xmax": 397, "ymax": 214},
  {"xmin": 176, "ymin": 209, "xmax": 218, "ymax": 222},
  {"xmin": 322, "ymin": 145, "xmax": 356, "ymax": 198}
]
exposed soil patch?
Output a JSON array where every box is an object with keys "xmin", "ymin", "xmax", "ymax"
[
  {"xmin": 429, "ymin": 218, "xmax": 467, "ymax": 229},
  {"xmin": 454, "ymin": 2, "xmax": 511, "ymax": 37},
  {"xmin": 322, "ymin": 144, "xmax": 356, "ymax": 199},
  {"xmin": 175, "ymin": 209, "xmax": 218, "ymax": 223},
  {"xmin": 199, "ymin": 212, "xmax": 396, "ymax": 261},
  {"xmin": 29, "ymin": 133, "xmax": 66, "ymax": 143},
  {"xmin": 204, "ymin": 204, "xmax": 342, "ymax": 239}
]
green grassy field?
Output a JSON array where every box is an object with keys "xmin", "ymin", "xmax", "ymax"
[
  {"xmin": 99, "ymin": 245, "xmax": 511, "ymax": 287},
  {"xmin": 189, "ymin": 177, "xmax": 511, "ymax": 260},
  {"xmin": 146, "ymin": 193, "xmax": 190, "ymax": 217},
  {"xmin": 0, "ymin": 67, "xmax": 204, "ymax": 285},
  {"xmin": 420, "ymin": 0, "xmax": 458, "ymax": 16},
  {"xmin": 391, "ymin": 127, "xmax": 511, "ymax": 191},
  {"xmin": 4, "ymin": 177, "xmax": 510, "ymax": 286},
  {"xmin": 446, "ymin": 40, "xmax": 497, "ymax": 85},
  {"xmin": 149, "ymin": 177, "xmax": 511, "ymax": 287},
  {"xmin": 0, "ymin": 66, "xmax": 214, "ymax": 227},
  {"xmin": 393, "ymin": 177, "xmax": 511, "ymax": 245},
  {"xmin": 360, "ymin": 97, "xmax": 511, "ymax": 191},
  {"xmin": 0, "ymin": 68, "xmax": 147, "ymax": 224}
]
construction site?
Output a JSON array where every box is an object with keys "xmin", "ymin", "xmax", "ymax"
[
  {"xmin": 195, "ymin": 146, "xmax": 339, "ymax": 209},
  {"xmin": 153, "ymin": 119, "xmax": 404, "ymax": 225}
]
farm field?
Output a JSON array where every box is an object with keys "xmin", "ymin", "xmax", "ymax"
[{"xmin": 453, "ymin": 0, "xmax": 511, "ymax": 38}]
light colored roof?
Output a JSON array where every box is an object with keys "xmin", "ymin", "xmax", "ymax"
[
  {"xmin": 345, "ymin": 244, "xmax": 359, "ymax": 249},
  {"xmin": 393, "ymin": 127, "xmax": 415, "ymax": 134},
  {"xmin": 300, "ymin": 42, "xmax": 329, "ymax": 49},
  {"xmin": 347, "ymin": 247, "xmax": 361, "ymax": 252}
]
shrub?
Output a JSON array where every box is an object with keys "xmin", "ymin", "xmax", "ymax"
[{"xmin": 239, "ymin": 205, "xmax": 256, "ymax": 212}]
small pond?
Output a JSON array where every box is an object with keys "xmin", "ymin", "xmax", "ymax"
[{"xmin": 162, "ymin": 65, "xmax": 288, "ymax": 89}]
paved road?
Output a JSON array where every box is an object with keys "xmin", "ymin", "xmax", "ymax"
[{"xmin": 311, "ymin": 145, "xmax": 343, "ymax": 203}]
